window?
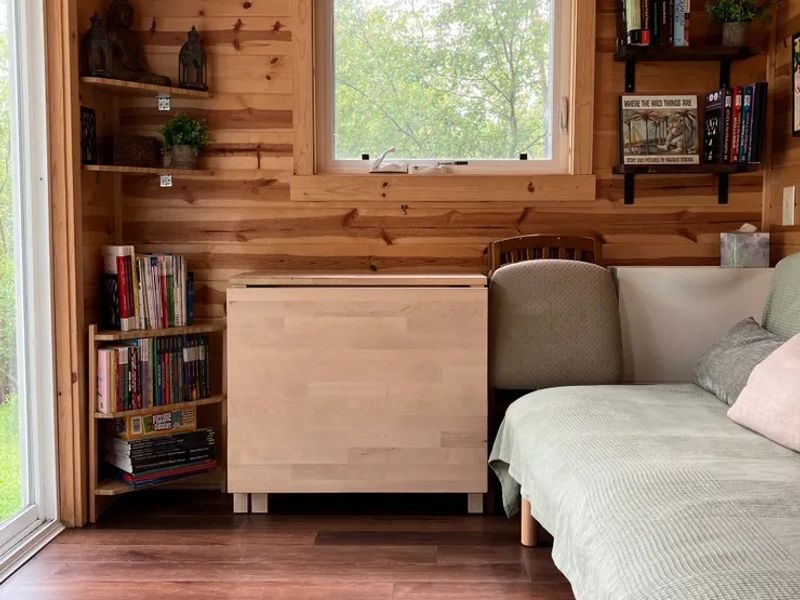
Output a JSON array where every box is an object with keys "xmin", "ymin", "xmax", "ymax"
[
  {"xmin": 316, "ymin": 0, "xmax": 573, "ymax": 173},
  {"xmin": 0, "ymin": 0, "xmax": 59, "ymax": 581}
]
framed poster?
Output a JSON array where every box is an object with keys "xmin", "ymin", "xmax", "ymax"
[{"xmin": 794, "ymin": 32, "xmax": 800, "ymax": 137}]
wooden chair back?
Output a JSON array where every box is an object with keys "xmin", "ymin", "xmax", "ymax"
[{"xmin": 488, "ymin": 234, "xmax": 602, "ymax": 274}]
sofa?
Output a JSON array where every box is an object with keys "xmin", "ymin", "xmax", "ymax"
[{"xmin": 489, "ymin": 255, "xmax": 800, "ymax": 600}]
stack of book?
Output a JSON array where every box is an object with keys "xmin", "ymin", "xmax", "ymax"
[
  {"xmin": 101, "ymin": 245, "xmax": 195, "ymax": 332},
  {"xmin": 103, "ymin": 428, "xmax": 216, "ymax": 489},
  {"xmin": 702, "ymin": 83, "xmax": 768, "ymax": 165},
  {"xmin": 96, "ymin": 334, "xmax": 210, "ymax": 414},
  {"xmin": 619, "ymin": 0, "xmax": 690, "ymax": 47}
]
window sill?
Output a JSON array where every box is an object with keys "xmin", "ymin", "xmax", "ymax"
[{"xmin": 290, "ymin": 173, "xmax": 596, "ymax": 203}]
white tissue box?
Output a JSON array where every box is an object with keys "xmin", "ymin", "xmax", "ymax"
[{"xmin": 720, "ymin": 232, "xmax": 770, "ymax": 268}]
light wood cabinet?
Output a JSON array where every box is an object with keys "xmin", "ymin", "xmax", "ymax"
[{"xmin": 227, "ymin": 273, "xmax": 488, "ymax": 513}]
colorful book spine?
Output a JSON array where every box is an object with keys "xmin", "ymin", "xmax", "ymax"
[
  {"xmin": 684, "ymin": 0, "xmax": 690, "ymax": 45},
  {"xmin": 673, "ymin": 0, "xmax": 686, "ymax": 46},
  {"xmin": 702, "ymin": 87, "xmax": 726, "ymax": 163},
  {"xmin": 748, "ymin": 82, "xmax": 768, "ymax": 163},
  {"xmin": 738, "ymin": 85, "xmax": 754, "ymax": 164},
  {"xmin": 722, "ymin": 87, "xmax": 734, "ymax": 163},
  {"xmin": 731, "ymin": 87, "xmax": 742, "ymax": 164},
  {"xmin": 625, "ymin": 0, "xmax": 644, "ymax": 45}
]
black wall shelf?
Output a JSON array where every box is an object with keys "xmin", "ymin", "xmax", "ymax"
[
  {"xmin": 613, "ymin": 45, "xmax": 760, "ymax": 205},
  {"xmin": 614, "ymin": 46, "xmax": 756, "ymax": 93},
  {"xmin": 613, "ymin": 164, "xmax": 759, "ymax": 205}
]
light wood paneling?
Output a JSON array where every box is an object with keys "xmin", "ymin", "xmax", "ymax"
[
  {"xmin": 766, "ymin": 1, "xmax": 800, "ymax": 259},
  {"xmin": 111, "ymin": 0, "xmax": 769, "ymax": 322},
  {"xmin": 227, "ymin": 284, "xmax": 487, "ymax": 493},
  {"xmin": 47, "ymin": 0, "xmax": 85, "ymax": 528}
]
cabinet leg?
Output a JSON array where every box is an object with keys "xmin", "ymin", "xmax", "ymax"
[
  {"xmin": 233, "ymin": 493, "xmax": 249, "ymax": 514},
  {"xmin": 467, "ymin": 493, "xmax": 484, "ymax": 514},
  {"xmin": 251, "ymin": 493, "xmax": 269, "ymax": 514}
]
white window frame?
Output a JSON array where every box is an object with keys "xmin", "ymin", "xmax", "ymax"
[
  {"xmin": 315, "ymin": 0, "xmax": 573, "ymax": 174},
  {"xmin": 0, "ymin": 0, "xmax": 61, "ymax": 582}
]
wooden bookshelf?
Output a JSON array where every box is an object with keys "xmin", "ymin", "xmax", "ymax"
[
  {"xmin": 87, "ymin": 323, "xmax": 227, "ymax": 523},
  {"xmin": 80, "ymin": 76, "xmax": 211, "ymax": 99},
  {"xmin": 94, "ymin": 394, "xmax": 224, "ymax": 419},
  {"xmin": 95, "ymin": 470, "xmax": 216, "ymax": 496},
  {"xmin": 83, "ymin": 164, "xmax": 214, "ymax": 177},
  {"xmin": 93, "ymin": 322, "xmax": 225, "ymax": 342}
]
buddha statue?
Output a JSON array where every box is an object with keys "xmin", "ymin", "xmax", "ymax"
[{"xmin": 106, "ymin": 0, "xmax": 171, "ymax": 86}]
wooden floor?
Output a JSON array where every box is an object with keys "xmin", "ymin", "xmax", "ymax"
[{"xmin": 1, "ymin": 491, "xmax": 574, "ymax": 600}]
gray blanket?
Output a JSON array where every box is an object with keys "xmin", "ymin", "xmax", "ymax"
[{"xmin": 489, "ymin": 384, "xmax": 800, "ymax": 600}]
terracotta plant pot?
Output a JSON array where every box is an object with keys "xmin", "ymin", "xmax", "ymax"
[
  {"xmin": 170, "ymin": 144, "xmax": 198, "ymax": 169},
  {"xmin": 722, "ymin": 22, "xmax": 749, "ymax": 47}
]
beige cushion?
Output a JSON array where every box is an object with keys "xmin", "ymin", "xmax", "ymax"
[
  {"xmin": 489, "ymin": 260, "xmax": 622, "ymax": 390},
  {"xmin": 728, "ymin": 333, "xmax": 800, "ymax": 452},
  {"xmin": 762, "ymin": 253, "xmax": 800, "ymax": 338}
]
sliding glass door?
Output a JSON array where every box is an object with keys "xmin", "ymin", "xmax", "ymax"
[{"xmin": 0, "ymin": 0, "xmax": 58, "ymax": 578}]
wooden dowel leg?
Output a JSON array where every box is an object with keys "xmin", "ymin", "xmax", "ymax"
[
  {"xmin": 467, "ymin": 493, "xmax": 483, "ymax": 514},
  {"xmin": 520, "ymin": 497, "xmax": 541, "ymax": 547},
  {"xmin": 251, "ymin": 493, "xmax": 269, "ymax": 514},
  {"xmin": 233, "ymin": 493, "xmax": 249, "ymax": 514}
]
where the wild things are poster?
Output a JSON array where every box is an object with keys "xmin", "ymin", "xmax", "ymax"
[{"xmin": 619, "ymin": 95, "xmax": 699, "ymax": 165}]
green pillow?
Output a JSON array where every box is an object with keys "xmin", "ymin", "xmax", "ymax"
[{"xmin": 694, "ymin": 318, "xmax": 785, "ymax": 406}]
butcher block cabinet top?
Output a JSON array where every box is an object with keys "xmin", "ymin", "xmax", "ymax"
[{"xmin": 230, "ymin": 271, "xmax": 487, "ymax": 288}]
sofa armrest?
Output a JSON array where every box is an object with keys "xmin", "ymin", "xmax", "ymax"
[{"xmin": 611, "ymin": 267, "xmax": 774, "ymax": 384}]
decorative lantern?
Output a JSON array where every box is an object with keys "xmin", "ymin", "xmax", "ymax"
[
  {"xmin": 81, "ymin": 13, "xmax": 112, "ymax": 78},
  {"xmin": 178, "ymin": 27, "xmax": 208, "ymax": 91}
]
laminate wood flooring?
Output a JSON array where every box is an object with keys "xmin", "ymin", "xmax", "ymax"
[{"xmin": 0, "ymin": 491, "xmax": 574, "ymax": 600}]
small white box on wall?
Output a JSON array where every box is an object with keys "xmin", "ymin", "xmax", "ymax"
[{"xmin": 720, "ymin": 228, "xmax": 770, "ymax": 268}]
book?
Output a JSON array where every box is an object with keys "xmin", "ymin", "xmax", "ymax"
[
  {"xmin": 113, "ymin": 459, "xmax": 216, "ymax": 489},
  {"xmin": 97, "ymin": 348, "xmax": 114, "ymax": 413},
  {"xmin": 702, "ymin": 87, "xmax": 726, "ymax": 163},
  {"xmin": 722, "ymin": 87, "xmax": 734, "ymax": 163},
  {"xmin": 673, "ymin": 0, "xmax": 686, "ymax": 47},
  {"xmin": 619, "ymin": 95, "xmax": 700, "ymax": 165},
  {"xmin": 738, "ymin": 85, "xmax": 754, "ymax": 164},
  {"xmin": 748, "ymin": 82, "xmax": 768, "ymax": 163},
  {"xmin": 102, "ymin": 246, "xmax": 137, "ymax": 331},
  {"xmin": 731, "ymin": 87, "xmax": 742, "ymax": 163},
  {"xmin": 684, "ymin": 0, "xmax": 691, "ymax": 45},
  {"xmin": 624, "ymin": 0, "xmax": 645, "ymax": 45}
]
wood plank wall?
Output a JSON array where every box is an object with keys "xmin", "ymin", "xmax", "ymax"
[
  {"xmin": 768, "ymin": 0, "xmax": 800, "ymax": 259},
  {"xmin": 92, "ymin": 0, "xmax": 770, "ymax": 321}
]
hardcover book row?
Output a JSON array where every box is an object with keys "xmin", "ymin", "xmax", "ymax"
[
  {"xmin": 619, "ymin": 0, "xmax": 690, "ymax": 47},
  {"xmin": 102, "ymin": 245, "xmax": 194, "ymax": 332},
  {"xmin": 96, "ymin": 334, "xmax": 211, "ymax": 414}
]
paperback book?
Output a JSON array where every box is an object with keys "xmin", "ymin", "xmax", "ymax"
[{"xmin": 619, "ymin": 95, "xmax": 699, "ymax": 165}]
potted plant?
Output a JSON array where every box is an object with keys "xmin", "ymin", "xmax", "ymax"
[
  {"xmin": 160, "ymin": 114, "xmax": 209, "ymax": 169},
  {"xmin": 706, "ymin": 0, "xmax": 780, "ymax": 47}
]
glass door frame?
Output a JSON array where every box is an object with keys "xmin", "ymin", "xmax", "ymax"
[{"xmin": 0, "ymin": 0, "xmax": 61, "ymax": 581}]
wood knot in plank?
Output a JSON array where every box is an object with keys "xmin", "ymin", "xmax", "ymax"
[
  {"xmin": 343, "ymin": 209, "xmax": 359, "ymax": 227},
  {"xmin": 379, "ymin": 229, "xmax": 394, "ymax": 246},
  {"xmin": 273, "ymin": 21, "xmax": 283, "ymax": 32},
  {"xmin": 243, "ymin": 1, "xmax": 252, "ymax": 8},
  {"xmin": 527, "ymin": 182, "xmax": 535, "ymax": 193}
]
